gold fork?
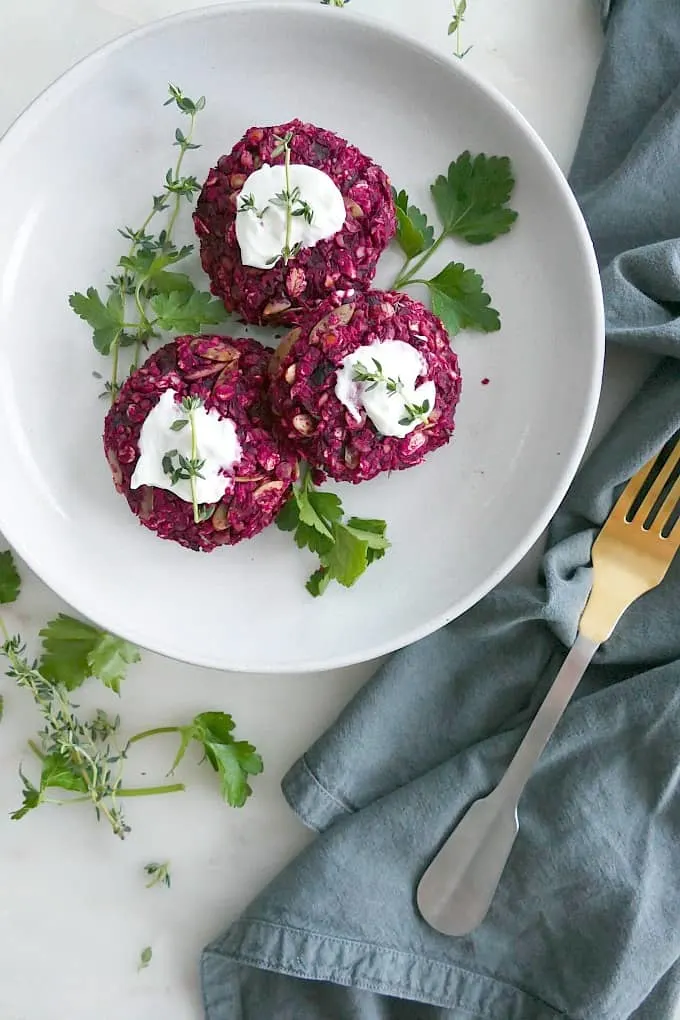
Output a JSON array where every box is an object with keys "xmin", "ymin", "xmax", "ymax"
[{"xmin": 417, "ymin": 433, "xmax": 680, "ymax": 937}]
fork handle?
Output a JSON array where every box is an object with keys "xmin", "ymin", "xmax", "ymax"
[{"xmin": 497, "ymin": 631, "xmax": 599, "ymax": 802}]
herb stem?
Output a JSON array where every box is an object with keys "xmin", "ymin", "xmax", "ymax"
[
  {"xmin": 132, "ymin": 280, "xmax": 149, "ymax": 371},
  {"xmin": 117, "ymin": 783, "xmax": 185, "ymax": 797},
  {"xmin": 110, "ymin": 331, "xmax": 121, "ymax": 399},
  {"xmin": 391, "ymin": 196, "xmax": 475, "ymax": 290},
  {"xmin": 126, "ymin": 725, "xmax": 180, "ymax": 747},
  {"xmin": 28, "ymin": 739, "xmax": 46, "ymax": 761},
  {"xmin": 112, "ymin": 212, "xmax": 158, "ymax": 400},
  {"xmin": 352, "ymin": 360, "xmax": 431, "ymax": 426},
  {"xmin": 283, "ymin": 143, "xmax": 293, "ymax": 264},
  {"xmin": 167, "ymin": 111, "xmax": 196, "ymax": 238},
  {"xmin": 188, "ymin": 405, "xmax": 201, "ymax": 523},
  {"xmin": 108, "ymin": 107, "xmax": 197, "ymax": 402},
  {"xmin": 391, "ymin": 230, "xmax": 447, "ymax": 289}
]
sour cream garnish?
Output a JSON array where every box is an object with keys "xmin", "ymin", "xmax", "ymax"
[
  {"xmin": 334, "ymin": 340, "xmax": 436, "ymax": 439},
  {"xmin": 131, "ymin": 389, "xmax": 242, "ymax": 504},
  {"xmin": 235, "ymin": 163, "xmax": 346, "ymax": 270}
]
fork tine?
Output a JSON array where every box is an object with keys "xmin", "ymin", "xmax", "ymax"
[
  {"xmin": 630, "ymin": 435, "xmax": 680, "ymax": 527},
  {"xmin": 657, "ymin": 471, "xmax": 680, "ymax": 546},
  {"xmin": 608, "ymin": 457, "xmax": 662, "ymax": 525}
]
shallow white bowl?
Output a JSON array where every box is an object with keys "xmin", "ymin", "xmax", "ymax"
[{"xmin": 0, "ymin": 3, "xmax": 603, "ymax": 672}]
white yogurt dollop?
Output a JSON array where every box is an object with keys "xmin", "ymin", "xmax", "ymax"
[
  {"xmin": 235, "ymin": 163, "xmax": 346, "ymax": 270},
  {"xmin": 334, "ymin": 340, "xmax": 436, "ymax": 439},
  {"xmin": 131, "ymin": 389, "xmax": 242, "ymax": 504}
]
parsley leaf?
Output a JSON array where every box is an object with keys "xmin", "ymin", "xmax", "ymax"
[
  {"xmin": 308, "ymin": 490, "xmax": 343, "ymax": 523},
  {"xmin": 168, "ymin": 711, "xmax": 263, "ymax": 808},
  {"xmin": 87, "ymin": 632, "xmax": 142, "ymax": 695},
  {"xmin": 325, "ymin": 522, "xmax": 369, "ymax": 587},
  {"xmin": 346, "ymin": 518, "xmax": 390, "ymax": 564},
  {"xmin": 276, "ymin": 466, "xmax": 390, "ymax": 595},
  {"xmin": 10, "ymin": 754, "xmax": 88, "ymax": 822},
  {"xmin": 138, "ymin": 947, "xmax": 153, "ymax": 971},
  {"xmin": 275, "ymin": 498, "xmax": 300, "ymax": 532},
  {"xmin": 68, "ymin": 288, "xmax": 124, "ymax": 355},
  {"xmin": 38, "ymin": 614, "xmax": 140, "ymax": 693},
  {"xmin": 150, "ymin": 290, "xmax": 228, "ymax": 332},
  {"xmin": 39, "ymin": 752, "xmax": 89, "ymax": 794},
  {"xmin": 149, "ymin": 270, "xmax": 194, "ymax": 295},
  {"xmin": 286, "ymin": 466, "xmax": 335, "ymax": 538},
  {"xmin": 294, "ymin": 522, "xmax": 334, "ymax": 555},
  {"xmin": 392, "ymin": 188, "xmax": 435, "ymax": 259},
  {"xmin": 306, "ymin": 567, "xmax": 331, "ymax": 597},
  {"xmin": 427, "ymin": 262, "xmax": 500, "ymax": 335},
  {"xmin": 430, "ymin": 151, "xmax": 518, "ymax": 244},
  {"xmin": 10, "ymin": 767, "xmax": 42, "ymax": 821},
  {"xmin": 0, "ymin": 549, "xmax": 21, "ymax": 605},
  {"xmin": 120, "ymin": 246, "xmax": 193, "ymax": 279},
  {"xmin": 390, "ymin": 150, "xmax": 517, "ymax": 335}
]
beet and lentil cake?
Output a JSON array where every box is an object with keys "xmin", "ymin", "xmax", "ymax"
[
  {"xmin": 194, "ymin": 119, "xmax": 396, "ymax": 327},
  {"xmin": 104, "ymin": 335, "xmax": 298, "ymax": 552},
  {"xmin": 268, "ymin": 291, "xmax": 462, "ymax": 484}
]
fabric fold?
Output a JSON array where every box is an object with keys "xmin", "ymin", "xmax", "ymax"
[{"xmin": 202, "ymin": 0, "xmax": 680, "ymax": 1016}]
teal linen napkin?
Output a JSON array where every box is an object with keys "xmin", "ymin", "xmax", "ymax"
[{"xmin": 202, "ymin": 1, "xmax": 680, "ymax": 1016}]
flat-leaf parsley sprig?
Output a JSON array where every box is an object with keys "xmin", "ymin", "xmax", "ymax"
[
  {"xmin": 69, "ymin": 84, "xmax": 227, "ymax": 402},
  {"xmin": 276, "ymin": 464, "xmax": 389, "ymax": 597},
  {"xmin": 127, "ymin": 712, "xmax": 263, "ymax": 808},
  {"xmin": 0, "ymin": 550, "xmax": 263, "ymax": 836},
  {"xmin": 390, "ymin": 151, "xmax": 518, "ymax": 337},
  {"xmin": 352, "ymin": 359, "xmax": 431, "ymax": 428}
]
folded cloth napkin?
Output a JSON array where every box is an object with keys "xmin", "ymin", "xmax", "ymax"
[{"xmin": 202, "ymin": 1, "xmax": 680, "ymax": 1017}]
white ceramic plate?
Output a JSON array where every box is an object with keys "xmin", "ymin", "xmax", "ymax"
[{"xmin": 0, "ymin": 3, "xmax": 603, "ymax": 672}]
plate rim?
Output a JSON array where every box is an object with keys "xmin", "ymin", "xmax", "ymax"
[{"xmin": 0, "ymin": 1, "xmax": 605, "ymax": 673}]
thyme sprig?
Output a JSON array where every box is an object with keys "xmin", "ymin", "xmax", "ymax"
[
  {"xmin": 238, "ymin": 193, "xmax": 267, "ymax": 219},
  {"xmin": 145, "ymin": 861, "xmax": 171, "ymax": 889},
  {"xmin": 162, "ymin": 395, "xmax": 206, "ymax": 523},
  {"xmin": 266, "ymin": 131, "xmax": 314, "ymax": 265},
  {"xmin": 69, "ymin": 85, "xmax": 227, "ymax": 402},
  {"xmin": 448, "ymin": 0, "xmax": 472, "ymax": 59},
  {"xmin": 0, "ymin": 550, "xmax": 264, "ymax": 836},
  {"xmin": 1, "ymin": 630, "xmax": 184, "ymax": 838},
  {"xmin": 352, "ymin": 358, "xmax": 431, "ymax": 427}
]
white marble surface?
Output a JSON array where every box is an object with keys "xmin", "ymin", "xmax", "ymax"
[{"xmin": 0, "ymin": 3, "xmax": 655, "ymax": 1019}]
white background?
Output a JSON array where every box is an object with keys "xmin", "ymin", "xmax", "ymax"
[{"xmin": 0, "ymin": 3, "xmax": 656, "ymax": 1019}]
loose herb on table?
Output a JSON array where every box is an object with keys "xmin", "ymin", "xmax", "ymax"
[
  {"xmin": 391, "ymin": 151, "xmax": 518, "ymax": 336},
  {"xmin": 127, "ymin": 712, "xmax": 263, "ymax": 808},
  {"xmin": 449, "ymin": 0, "xmax": 472, "ymax": 59},
  {"xmin": 138, "ymin": 946, "xmax": 153, "ymax": 971},
  {"xmin": 0, "ymin": 550, "xmax": 263, "ymax": 836},
  {"xmin": 145, "ymin": 861, "xmax": 172, "ymax": 889},
  {"xmin": 276, "ymin": 465, "xmax": 389, "ymax": 597},
  {"xmin": 69, "ymin": 84, "xmax": 228, "ymax": 403}
]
